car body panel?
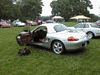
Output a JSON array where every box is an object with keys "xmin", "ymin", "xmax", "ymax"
[
  {"xmin": 35, "ymin": 20, "xmax": 46, "ymax": 25},
  {"xmin": 12, "ymin": 20, "xmax": 26, "ymax": 27},
  {"xmin": 0, "ymin": 22, "xmax": 11, "ymax": 28}
]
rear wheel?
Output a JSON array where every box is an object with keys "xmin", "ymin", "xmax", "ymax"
[
  {"xmin": 87, "ymin": 32, "xmax": 94, "ymax": 39},
  {"xmin": 52, "ymin": 41, "xmax": 65, "ymax": 54}
]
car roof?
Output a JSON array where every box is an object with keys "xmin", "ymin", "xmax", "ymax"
[
  {"xmin": 39, "ymin": 23, "xmax": 65, "ymax": 33},
  {"xmin": 40, "ymin": 23, "xmax": 62, "ymax": 27},
  {"xmin": 78, "ymin": 22, "xmax": 94, "ymax": 24}
]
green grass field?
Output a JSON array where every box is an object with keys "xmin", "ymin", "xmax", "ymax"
[{"xmin": 0, "ymin": 22, "xmax": 100, "ymax": 75}]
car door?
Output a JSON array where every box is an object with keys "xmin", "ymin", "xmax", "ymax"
[
  {"xmin": 82, "ymin": 24, "xmax": 89, "ymax": 33},
  {"xmin": 16, "ymin": 29, "xmax": 32, "ymax": 46},
  {"xmin": 31, "ymin": 26, "xmax": 48, "ymax": 46}
]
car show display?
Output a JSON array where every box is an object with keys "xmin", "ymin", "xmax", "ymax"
[{"xmin": 16, "ymin": 23, "xmax": 90, "ymax": 54}]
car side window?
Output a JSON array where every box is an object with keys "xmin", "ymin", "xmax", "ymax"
[
  {"xmin": 75, "ymin": 24, "xmax": 84, "ymax": 28},
  {"xmin": 84, "ymin": 24, "xmax": 89, "ymax": 28},
  {"xmin": 34, "ymin": 26, "xmax": 47, "ymax": 32}
]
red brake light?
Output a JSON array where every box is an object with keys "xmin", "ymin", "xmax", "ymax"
[{"xmin": 68, "ymin": 37, "xmax": 79, "ymax": 41}]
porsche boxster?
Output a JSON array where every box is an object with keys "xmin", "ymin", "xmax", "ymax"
[{"xmin": 16, "ymin": 23, "xmax": 90, "ymax": 54}]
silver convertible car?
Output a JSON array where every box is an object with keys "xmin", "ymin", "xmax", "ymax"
[{"xmin": 16, "ymin": 23, "xmax": 90, "ymax": 54}]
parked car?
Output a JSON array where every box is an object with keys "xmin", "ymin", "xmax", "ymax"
[
  {"xmin": 26, "ymin": 20, "xmax": 37, "ymax": 26},
  {"xmin": 35, "ymin": 20, "xmax": 46, "ymax": 25},
  {"xmin": 12, "ymin": 20, "xmax": 26, "ymax": 27},
  {"xmin": 45, "ymin": 20, "xmax": 56, "ymax": 23},
  {"xmin": 16, "ymin": 23, "xmax": 90, "ymax": 54},
  {"xmin": 0, "ymin": 21, "xmax": 11, "ymax": 28},
  {"xmin": 94, "ymin": 20, "xmax": 100, "ymax": 26},
  {"xmin": 68, "ymin": 22, "xmax": 100, "ymax": 39},
  {"xmin": 6, "ymin": 19, "xmax": 11, "ymax": 24}
]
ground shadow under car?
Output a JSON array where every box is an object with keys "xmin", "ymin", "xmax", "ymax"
[
  {"xmin": 29, "ymin": 45, "xmax": 88, "ymax": 55},
  {"xmin": 93, "ymin": 36, "xmax": 100, "ymax": 39}
]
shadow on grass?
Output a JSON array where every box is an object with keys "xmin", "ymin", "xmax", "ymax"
[
  {"xmin": 29, "ymin": 44, "xmax": 89, "ymax": 56},
  {"xmin": 29, "ymin": 45, "xmax": 52, "ymax": 52},
  {"xmin": 93, "ymin": 36, "xmax": 100, "ymax": 39},
  {"xmin": 64, "ymin": 48, "xmax": 89, "ymax": 55}
]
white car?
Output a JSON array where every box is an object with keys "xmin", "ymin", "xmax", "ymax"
[
  {"xmin": 68, "ymin": 22, "xmax": 100, "ymax": 39},
  {"xmin": 12, "ymin": 20, "xmax": 26, "ymax": 27},
  {"xmin": 16, "ymin": 23, "xmax": 90, "ymax": 54}
]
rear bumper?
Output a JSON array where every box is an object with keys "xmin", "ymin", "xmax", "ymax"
[{"xmin": 63, "ymin": 39, "xmax": 90, "ymax": 51}]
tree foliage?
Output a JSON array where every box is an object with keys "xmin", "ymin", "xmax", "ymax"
[
  {"xmin": 0, "ymin": 0, "xmax": 14, "ymax": 19},
  {"xmin": 0, "ymin": 0, "xmax": 43, "ymax": 21},
  {"xmin": 50, "ymin": 0, "xmax": 93, "ymax": 21},
  {"xmin": 21, "ymin": 0, "xmax": 43, "ymax": 21}
]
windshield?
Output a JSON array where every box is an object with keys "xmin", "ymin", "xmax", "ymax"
[
  {"xmin": 29, "ymin": 21, "xmax": 33, "ymax": 22},
  {"xmin": 54, "ymin": 24, "xmax": 70, "ymax": 32},
  {"xmin": 16, "ymin": 21, "xmax": 21, "ymax": 23}
]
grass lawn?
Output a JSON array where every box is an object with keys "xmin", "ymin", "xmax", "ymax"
[{"xmin": 0, "ymin": 22, "xmax": 100, "ymax": 75}]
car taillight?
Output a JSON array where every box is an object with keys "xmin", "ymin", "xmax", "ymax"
[{"xmin": 68, "ymin": 37, "xmax": 79, "ymax": 41}]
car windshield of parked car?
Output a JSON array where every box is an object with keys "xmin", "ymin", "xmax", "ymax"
[
  {"xmin": 90, "ymin": 23, "xmax": 99, "ymax": 28},
  {"xmin": 16, "ymin": 21, "xmax": 21, "ymax": 23},
  {"xmin": 54, "ymin": 24, "xmax": 70, "ymax": 32},
  {"xmin": 0, "ymin": 21, "xmax": 6, "ymax": 23},
  {"xmin": 29, "ymin": 21, "xmax": 33, "ymax": 22}
]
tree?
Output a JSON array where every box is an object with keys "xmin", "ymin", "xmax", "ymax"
[
  {"xmin": 0, "ymin": 0, "xmax": 43, "ymax": 21},
  {"xmin": 0, "ymin": 0, "xmax": 15, "ymax": 20},
  {"xmin": 21, "ymin": 0, "xmax": 43, "ymax": 21},
  {"xmin": 50, "ymin": 0, "xmax": 93, "ymax": 21},
  {"xmin": 90, "ymin": 14, "xmax": 99, "ymax": 22}
]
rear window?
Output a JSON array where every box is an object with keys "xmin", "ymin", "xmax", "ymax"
[{"xmin": 54, "ymin": 24, "xmax": 69, "ymax": 32}]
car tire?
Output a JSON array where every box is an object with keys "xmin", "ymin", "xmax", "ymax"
[
  {"xmin": 87, "ymin": 32, "xmax": 94, "ymax": 39},
  {"xmin": 1, "ymin": 26, "xmax": 2, "ymax": 28},
  {"xmin": 52, "ymin": 41, "xmax": 65, "ymax": 54},
  {"xmin": 16, "ymin": 24, "xmax": 18, "ymax": 27}
]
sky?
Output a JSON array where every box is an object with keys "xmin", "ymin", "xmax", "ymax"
[{"xmin": 41, "ymin": 0, "xmax": 100, "ymax": 17}]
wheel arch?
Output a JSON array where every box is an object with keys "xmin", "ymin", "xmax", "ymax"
[
  {"xmin": 86, "ymin": 31, "xmax": 95, "ymax": 37},
  {"xmin": 50, "ymin": 39, "xmax": 65, "ymax": 50}
]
